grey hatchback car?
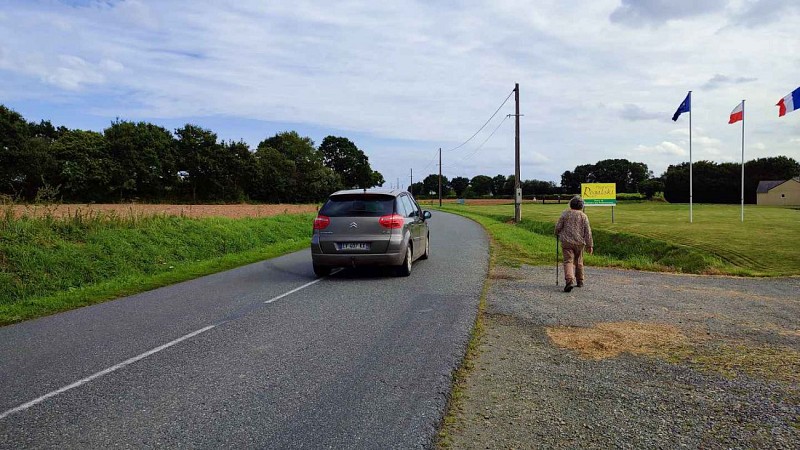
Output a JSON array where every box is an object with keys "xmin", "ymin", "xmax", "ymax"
[{"xmin": 310, "ymin": 189, "xmax": 431, "ymax": 277}]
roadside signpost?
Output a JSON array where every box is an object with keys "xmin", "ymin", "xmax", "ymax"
[{"xmin": 581, "ymin": 183, "xmax": 617, "ymax": 223}]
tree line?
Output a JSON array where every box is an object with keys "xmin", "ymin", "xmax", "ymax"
[
  {"xmin": 418, "ymin": 155, "xmax": 799, "ymax": 203},
  {"xmin": 410, "ymin": 174, "xmax": 560, "ymax": 199},
  {"xmin": 0, "ymin": 105, "xmax": 383, "ymax": 203},
  {"xmin": 4, "ymin": 104, "xmax": 797, "ymax": 204},
  {"xmin": 662, "ymin": 157, "xmax": 800, "ymax": 204}
]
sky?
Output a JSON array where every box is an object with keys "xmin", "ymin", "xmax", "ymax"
[{"xmin": 1, "ymin": 0, "xmax": 799, "ymax": 188}]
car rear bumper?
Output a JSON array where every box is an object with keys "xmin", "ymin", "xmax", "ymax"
[
  {"xmin": 311, "ymin": 231, "xmax": 409, "ymax": 268},
  {"xmin": 310, "ymin": 251, "xmax": 406, "ymax": 267}
]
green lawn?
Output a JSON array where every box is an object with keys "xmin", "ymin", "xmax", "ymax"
[{"xmin": 436, "ymin": 202, "xmax": 799, "ymax": 277}]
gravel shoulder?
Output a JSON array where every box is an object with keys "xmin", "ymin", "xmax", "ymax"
[{"xmin": 441, "ymin": 266, "xmax": 800, "ymax": 449}]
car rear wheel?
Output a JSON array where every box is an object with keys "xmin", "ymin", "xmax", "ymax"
[
  {"xmin": 396, "ymin": 244, "xmax": 412, "ymax": 277},
  {"xmin": 313, "ymin": 264, "xmax": 331, "ymax": 277},
  {"xmin": 420, "ymin": 233, "xmax": 430, "ymax": 260}
]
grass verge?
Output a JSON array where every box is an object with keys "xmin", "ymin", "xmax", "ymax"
[
  {"xmin": 435, "ymin": 205, "xmax": 728, "ymax": 275},
  {"xmin": 435, "ymin": 236, "xmax": 494, "ymax": 448},
  {"xmin": 435, "ymin": 202, "xmax": 800, "ymax": 276},
  {"xmin": 0, "ymin": 210, "xmax": 314, "ymax": 325}
]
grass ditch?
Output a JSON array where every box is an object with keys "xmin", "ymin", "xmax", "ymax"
[
  {"xmin": 436, "ymin": 206, "xmax": 734, "ymax": 275},
  {"xmin": 0, "ymin": 208, "xmax": 314, "ymax": 325}
]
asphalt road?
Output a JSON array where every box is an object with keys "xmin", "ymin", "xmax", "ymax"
[{"xmin": 0, "ymin": 211, "xmax": 488, "ymax": 449}]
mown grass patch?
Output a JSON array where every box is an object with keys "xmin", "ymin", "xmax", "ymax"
[
  {"xmin": 436, "ymin": 202, "xmax": 798, "ymax": 276},
  {"xmin": 0, "ymin": 209, "xmax": 314, "ymax": 325}
]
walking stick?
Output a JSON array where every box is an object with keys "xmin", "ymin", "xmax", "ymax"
[{"xmin": 555, "ymin": 235, "xmax": 559, "ymax": 286}]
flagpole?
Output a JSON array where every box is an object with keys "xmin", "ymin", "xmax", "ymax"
[
  {"xmin": 689, "ymin": 90, "xmax": 693, "ymax": 224},
  {"xmin": 741, "ymin": 99, "xmax": 745, "ymax": 222}
]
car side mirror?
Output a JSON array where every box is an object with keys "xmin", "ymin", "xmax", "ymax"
[{"xmin": 423, "ymin": 211, "xmax": 432, "ymax": 220}]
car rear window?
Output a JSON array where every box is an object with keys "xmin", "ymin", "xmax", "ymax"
[{"xmin": 319, "ymin": 194, "xmax": 396, "ymax": 217}]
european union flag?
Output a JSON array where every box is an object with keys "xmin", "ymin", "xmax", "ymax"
[{"xmin": 672, "ymin": 91, "xmax": 691, "ymax": 121}]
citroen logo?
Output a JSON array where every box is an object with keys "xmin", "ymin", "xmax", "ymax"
[{"xmin": 349, "ymin": 222, "xmax": 358, "ymax": 228}]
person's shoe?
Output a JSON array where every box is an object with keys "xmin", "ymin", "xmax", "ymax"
[
  {"xmin": 563, "ymin": 281, "xmax": 574, "ymax": 293},
  {"xmin": 576, "ymin": 281, "xmax": 584, "ymax": 288}
]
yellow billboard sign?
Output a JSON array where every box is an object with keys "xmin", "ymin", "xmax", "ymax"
[{"xmin": 581, "ymin": 183, "xmax": 617, "ymax": 206}]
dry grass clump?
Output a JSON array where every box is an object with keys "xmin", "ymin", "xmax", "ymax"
[
  {"xmin": 546, "ymin": 322, "xmax": 689, "ymax": 360},
  {"xmin": 547, "ymin": 321, "xmax": 800, "ymax": 384}
]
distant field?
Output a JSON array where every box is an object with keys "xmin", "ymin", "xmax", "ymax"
[
  {"xmin": 437, "ymin": 202, "xmax": 800, "ymax": 277},
  {"xmin": 9, "ymin": 203, "xmax": 320, "ymax": 219}
]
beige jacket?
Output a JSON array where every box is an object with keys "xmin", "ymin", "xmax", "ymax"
[{"xmin": 555, "ymin": 209, "xmax": 593, "ymax": 247}]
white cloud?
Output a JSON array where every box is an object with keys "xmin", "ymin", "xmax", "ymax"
[
  {"xmin": 0, "ymin": 0, "xmax": 798, "ymax": 184},
  {"xmin": 41, "ymin": 55, "xmax": 124, "ymax": 90},
  {"xmin": 702, "ymin": 74, "xmax": 758, "ymax": 90},
  {"xmin": 609, "ymin": 0, "xmax": 727, "ymax": 27},
  {"xmin": 635, "ymin": 141, "xmax": 687, "ymax": 156},
  {"xmin": 619, "ymin": 104, "xmax": 663, "ymax": 121},
  {"xmin": 730, "ymin": 0, "xmax": 800, "ymax": 28}
]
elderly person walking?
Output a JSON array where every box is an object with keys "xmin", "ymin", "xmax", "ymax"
[{"xmin": 555, "ymin": 195, "xmax": 594, "ymax": 292}]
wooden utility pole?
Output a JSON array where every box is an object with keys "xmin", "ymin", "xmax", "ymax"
[
  {"xmin": 514, "ymin": 83, "xmax": 521, "ymax": 223},
  {"xmin": 410, "ymin": 168, "xmax": 413, "ymax": 196},
  {"xmin": 438, "ymin": 147, "xmax": 442, "ymax": 207}
]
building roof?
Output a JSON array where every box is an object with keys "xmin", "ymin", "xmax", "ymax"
[{"xmin": 756, "ymin": 180, "xmax": 787, "ymax": 193}]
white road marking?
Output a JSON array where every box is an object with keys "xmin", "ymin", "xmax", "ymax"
[
  {"xmin": 1, "ymin": 273, "xmax": 336, "ymax": 421},
  {"xmin": 0, "ymin": 324, "xmax": 216, "ymax": 421},
  {"xmin": 264, "ymin": 269, "xmax": 340, "ymax": 304}
]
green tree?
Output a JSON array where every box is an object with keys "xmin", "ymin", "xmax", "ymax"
[
  {"xmin": 491, "ymin": 174, "xmax": 508, "ymax": 196},
  {"xmin": 318, "ymin": 136, "xmax": 382, "ymax": 189},
  {"xmin": 50, "ymin": 129, "xmax": 112, "ymax": 201},
  {"xmin": 560, "ymin": 164, "xmax": 594, "ymax": 193},
  {"xmin": 638, "ymin": 178, "xmax": 664, "ymax": 199},
  {"xmin": 370, "ymin": 170, "xmax": 385, "ymax": 188},
  {"xmin": 105, "ymin": 120, "xmax": 176, "ymax": 200},
  {"xmin": 450, "ymin": 176, "xmax": 470, "ymax": 197},
  {"xmin": 175, "ymin": 124, "xmax": 219, "ymax": 201},
  {"xmin": 249, "ymin": 144, "xmax": 294, "ymax": 202},
  {"xmin": 562, "ymin": 159, "xmax": 651, "ymax": 193},
  {"xmin": 663, "ymin": 161, "xmax": 740, "ymax": 203},
  {"xmin": 422, "ymin": 174, "xmax": 448, "ymax": 196},
  {"xmin": 470, "ymin": 175, "xmax": 493, "ymax": 196},
  {"xmin": 0, "ymin": 105, "xmax": 34, "ymax": 199},
  {"xmin": 409, "ymin": 181, "xmax": 425, "ymax": 197},
  {"xmin": 257, "ymin": 131, "xmax": 341, "ymax": 202},
  {"xmin": 225, "ymin": 140, "xmax": 256, "ymax": 201},
  {"xmin": 523, "ymin": 179, "xmax": 559, "ymax": 197}
]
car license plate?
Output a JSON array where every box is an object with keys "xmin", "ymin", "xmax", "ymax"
[{"xmin": 339, "ymin": 242, "xmax": 370, "ymax": 251}]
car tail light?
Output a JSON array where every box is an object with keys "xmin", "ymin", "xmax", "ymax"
[
  {"xmin": 379, "ymin": 213, "xmax": 404, "ymax": 229},
  {"xmin": 313, "ymin": 215, "xmax": 330, "ymax": 230}
]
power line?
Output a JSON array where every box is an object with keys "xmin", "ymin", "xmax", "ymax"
[
  {"xmin": 420, "ymin": 148, "xmax": 440, "ymax": 173},
  {"xmin": 415, "ymin": 88, "xmax": 515, "ymax": 183},
  {"xmin": 457, "ymin": 114, "xmax": 510, "ymax": 162},
  {"xmin": 446, "ymin": 89, "xmax": 514, "ymax": 153}
]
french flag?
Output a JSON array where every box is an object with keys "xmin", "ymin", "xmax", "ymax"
[
  {"xmin": 777, "ymin": 87, "xmax": 800, "ymax": 117},
  {"xmin": 729, "ymin": 101, "xmax": 744, "ymax": 124}
]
